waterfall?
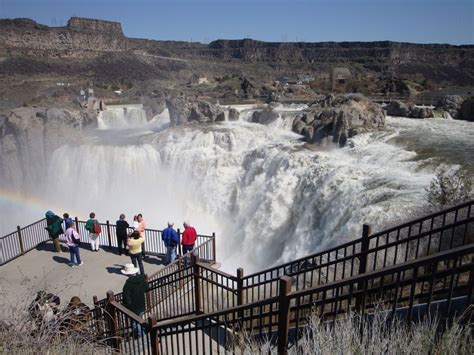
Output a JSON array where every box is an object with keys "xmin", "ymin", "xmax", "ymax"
[
  {"xmin": 1, "ymin": 105, "xmax": 473, "ymax": 273},
  {"xmin": 97, "ymin": 104, "xmax": 148, "ymax": 129}
]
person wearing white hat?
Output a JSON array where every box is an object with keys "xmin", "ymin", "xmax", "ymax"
[
  {"xmin": 122, "ymin": 266, "xmax": 148, "ymax": 338},
  {"xmin": 121, "ymin": 263, "xmax": 139, "ymax": 275}
]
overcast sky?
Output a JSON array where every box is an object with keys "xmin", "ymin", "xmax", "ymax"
[{"xmin": 1, "ymin": 0, "xmax": 472, "ymax": 44}]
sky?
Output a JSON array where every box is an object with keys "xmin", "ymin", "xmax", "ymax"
[{"xmin": 0, "ymin": 0, "xmax": 472, "ymax": 45}]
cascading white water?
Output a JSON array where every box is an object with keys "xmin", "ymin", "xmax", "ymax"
[
  {"xmin": 2, "ymin": 104, "xmax": 473, "ymax": 272},
  {"xmin": 97, "ymin": 104, "xmax": 148, "ymax": 129}
]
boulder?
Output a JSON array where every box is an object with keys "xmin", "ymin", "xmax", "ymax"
[
  {"xmin": 385, "ymin": 100, "xmax": 411, "ymax": 117},
  {"xmin": 292, "ymin": 94, "xmax": 385, "ymax": 147},
  {"xmin": 435, "ymin": 95, "xmax": 464, "ymax": 119},
  {"xmin": 459, "ymin": 96, "xmax": 474, "ymax": 121},
  {"xmin": 228, "ymin": 107, "xmax": 240, "ymax": 121},
  {"xmin": 251, "ymin": 109, "xmax": 279, "ymax": 125},
  {"xmin": 166, "ymin": 97, "xmax": 226, "ymax": 126},
  {"xmin": 409, "ymin": 106, "xmax": 434, "ymax": 119}
]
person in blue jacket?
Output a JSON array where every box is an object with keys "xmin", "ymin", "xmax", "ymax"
[{"xmin": 161, "ymin": 222, "xmax": 180, "ymax": 264}]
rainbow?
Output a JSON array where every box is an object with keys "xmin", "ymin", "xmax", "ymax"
[{"xmin": 0, "ymin": 187, "xmax": 76, "ymax": 220}]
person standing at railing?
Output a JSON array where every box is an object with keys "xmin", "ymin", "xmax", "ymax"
[
  {"xmin": 162, "ymin": 222, "xmax": 179, "ymax": 264},
  {"xmin": 128, "ymin": 230, "xmax": 145, "ymax": 275},
  {"xmin": 65, "ymin": 218, "xmax": 83, "ymax": 267},
  {"xmin": 182, "ymin": 221, "xmax": 197, "ymax": 267},
  {"xmin": 62, "ymin": 212, "xmax": 70, "ymax": 235},
  {"xmin": 137, "ymin": 214, "xmax": 146, "ymax": 258},
  {"xmin": 116, "ymin": 214, "xmax": 130, "ymax": 256},
  {"xmin": 85, "ymin": 212, "xmax": 101, "ymax": 252},
  {"xmin": 45, "ymin": 210, "xmax": 63, "ymax": 253}
]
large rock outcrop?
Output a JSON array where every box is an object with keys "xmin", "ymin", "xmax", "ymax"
[
  {"xmin": 434, "ymin": 95, "xmax": 465, "ymax": 119},
  {"xmin": 385, "ymin": 100, "xmax": 434, "ymax": 118},
  {"xmin": 251, "ymin": 109, "xmax": 279, "ymax": 125},
  {"xmin": 292, "ymin": 94, "xmax": 385, "ymax": 147},
  {"xmin": 166, "ymin": 97, "xmax": 232, "ymax": 126},
  {"xmin": 0, "ymin": 107, "xmax": 95, "ymax": 189},
  {"xmin": 460, "ymin": 96, "xmax": 474, "ymax": 121}
]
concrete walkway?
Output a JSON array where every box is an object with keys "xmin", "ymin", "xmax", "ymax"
[{"xmin": 0, "ymin": 241, "xmax": 165, "ymax": 308}]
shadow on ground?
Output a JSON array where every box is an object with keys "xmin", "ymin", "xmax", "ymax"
[
  {"xmin": 52, "ymin": 255, "xmax": 70, "ymax": 264},
  {"xmin": 106, "ymin": 264, "xmax": 127, "ymax": 275}
]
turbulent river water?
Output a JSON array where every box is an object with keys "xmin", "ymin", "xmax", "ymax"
[{"xmin": 1, "ymin": 105, "xmax": 473, "ymax": 272}]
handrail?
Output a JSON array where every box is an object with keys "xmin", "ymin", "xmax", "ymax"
[
  {"xmin": 155, "ymin": 243, "xmax": 474, "ymax": 329},
  {"xmin": 151, "ymin": 243, "xmax": 473, "ymax": 354},
  {"xmin": 369, "ymin": 200, "xmax": 473, "ymax": 239}
]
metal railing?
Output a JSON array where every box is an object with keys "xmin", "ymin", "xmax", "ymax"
[
  {"xmin": 81, "ymin": 201, "xmax": 473, "ymax": 354},
  {"xmin": 0, "ymin": 216, "xmax": 215, "ymax": 266},
  {"xmin": 240, "ymin": 200, "xmax": 473, "ymax": 303},
  {"xmin": 151, "ymin": 244, "xmax": 473, "ymax": 354}
]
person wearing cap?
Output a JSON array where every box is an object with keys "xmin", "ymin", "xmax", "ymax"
[
  {"xmin": 181, "ymin": 221, "xmax": 197, "ymax": 267},
  {"xmin": 45, "ymin": 210, "xmax": 63, "ymax": 253},
  {"xmin": 162, "ymin": 222, "xmax": 180, "ymax": 264},
  {"xmin": 65, "ymin": 218, "xmax": 82, "ymax": 267},
  {"xmin": 128, "ymin": 230, "xmax": 145, "ymax": 275},
  {"xmin": 121, "ymin": 263, "xmax": 148, "ymax": 337},
  {"xmin": 116, "ymin": 214, "xmax": 130, "ymax": 256}
]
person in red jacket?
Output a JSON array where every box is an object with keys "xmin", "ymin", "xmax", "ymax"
[{"xmin": 181, "ymin": 221, "xmax": 197, "ymax": 267}]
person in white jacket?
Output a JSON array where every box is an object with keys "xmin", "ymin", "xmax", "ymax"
[{"xmin": 65, "ymin": 218, "xmax": 83, "ymax": 267}]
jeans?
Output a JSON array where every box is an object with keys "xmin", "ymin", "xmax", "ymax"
[
  {"xmin": 116, "ymin": 234, "xmax": 127, "ymax": 255},
  {"xmin": 182, "ymin": 244, "xmax": 194, "ymax": 267},
  {"xmin": 89, "ymin": 233, "xmax": 100, "ymax": 251},
  {"xmin": 130, "ymin": 253, "xmax": 145, "ymax": 275},
  {"xmin": 132, "ymin": 312, "xmax": 144, "ymax": 337},
  {"xmin": 69, "ymin": 245, "xmax": 81, "ymax": 264},
  {"xmin": 165, "ymin": 246, "xmax": 177, "ymax": 264}
]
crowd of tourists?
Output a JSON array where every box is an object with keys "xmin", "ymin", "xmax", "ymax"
[
  {"xmin": 41, "ymin": 211, "xmax": 200, "ymax": 338},
  {"xmin": 44, "ymin": 210, "xmax": 198, "ymax": 275}
]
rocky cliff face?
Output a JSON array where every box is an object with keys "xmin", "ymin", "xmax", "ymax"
[
  {"xmin": 0, "ymin": 17, "xmax": 128, "ymax": 58},
  {"xmin": 0, "ymin": 106, "xmax": 96, "ymax": 189},
  {"xmin": 1, "ymin": 17, "xmax": 473, "ymax": 87},
  {"xmin": 166, "ymin": 97, "xmax": 227, "ymax": 125}
]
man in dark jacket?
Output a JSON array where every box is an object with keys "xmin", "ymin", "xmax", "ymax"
[
  {"xmin": 161, "ymin": 222, "xmax": 179, "ymax": 264},
  {"xmin": 45, "ymin": 210, "xmax": 63, "ymax": 253},
  {"xmin": 116, "ymin": 214, "xmax": 130, "ymax": 255},
  {"xmin": 122, "ymin": 271, "xmax": 149, "ymax": 337}
]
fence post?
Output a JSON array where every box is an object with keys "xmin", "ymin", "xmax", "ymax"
[
  {"xmin": 105, "ymin": 290, "xmax": 120, "ymax": 351},
  {"xmin": 277, "ymin": 276, "xmax": 292, "ymax": 355},
  {"xmin": 192, "ymin": 254, "xmax": 202, "ymax": 314},
  {"xmin": 17, "ymin": 226, "xmax": 25, "ymax": 255},
  {"xmin": 177, "ymin": 228, "xmax": 182, "ymax": 256},
  {"xmin": 74, "ymin": 217, "xmax": 79, "ymax": 232},
  {"xmin": 236, "ymin": 268, "xmax": 244, "ymax": 306},
  {"xmin": 148, "ymin": 316, "xmax": 160, "ymax": 355},
  {"xmin": 145, "ymin": 274, "xmax": 151, "ymax": 311},
  {"xmin": 356, "ymin": 224, "xmax": 371, "ymax": 310},
  {"xmin": 358, "ymin": 224, "xmax": 371, "ymax": 276},
  {"xmin": 106, "ymin": 220, "xmax": 112, "ymax": 250},
  {"xmin": 212, "ymin": 232, "xmax": 216, "ymax": 263}
]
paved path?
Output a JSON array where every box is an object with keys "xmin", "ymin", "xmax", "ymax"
[{"xmin": 0, "ymin": 241, "xmax": 165, "ymax": 308}]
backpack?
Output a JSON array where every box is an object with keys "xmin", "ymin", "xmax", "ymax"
[
  {"xmin": 93, "ymin": 222, "xmax": 101, "ymax": 234},
  {"xmin": 70, "ymin": 229, "xmax": 81, "ymax": 246}
]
